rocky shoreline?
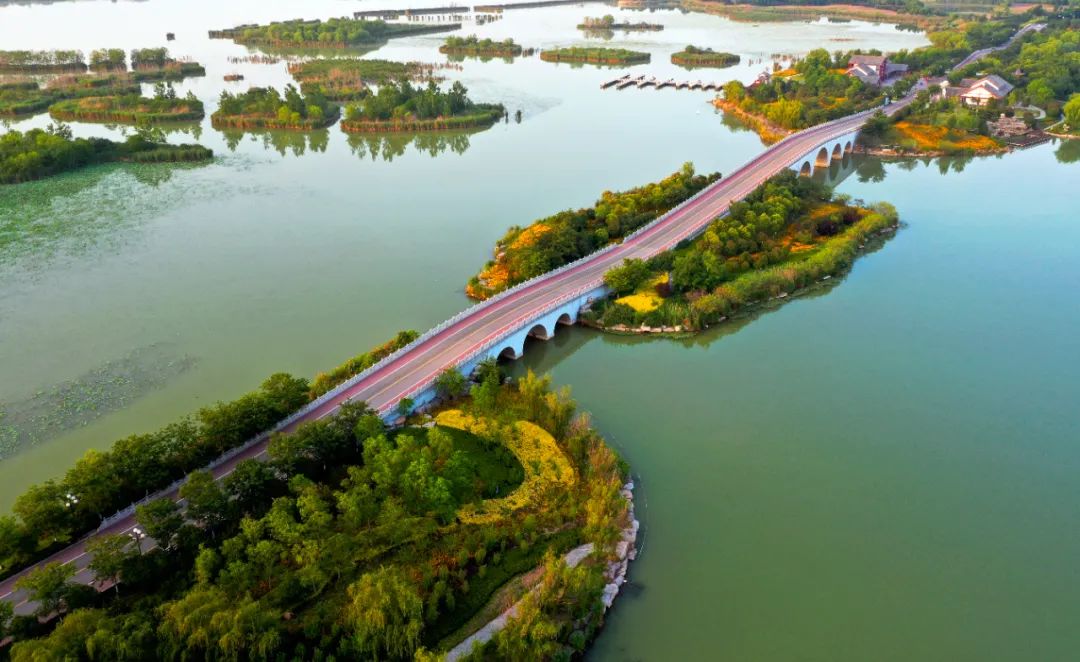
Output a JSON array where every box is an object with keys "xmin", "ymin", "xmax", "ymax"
[
  {"xmin": 445, "ymin": 478, "xmax": 640, "ymax": 660},
  {"xmin": 602, "ymin": 479, "xmax": 640, "ymax": 609}
]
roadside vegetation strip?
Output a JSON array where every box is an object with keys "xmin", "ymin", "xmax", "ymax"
[
  {"xmin": 540, "ymin": 47, "xmax": 650, "ymax": 65},
  {"xmin": 588, "ymin": 171, "xmax": 901, "ymax": 333},
  {"xmin": 467, "ymin": 162, "xmax": 719, "ymax": 300},
  {"xmin": 5, "ymin": 373, "xmax": 632, "ymax": 662},
  {"xmin": 0, "ymin": 330, "xmax": 415, "ymax": 583}
]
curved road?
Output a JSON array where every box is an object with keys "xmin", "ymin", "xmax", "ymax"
[{"xmin": 0, "ymin": 97, "xmax": 910, "ymax": 614}]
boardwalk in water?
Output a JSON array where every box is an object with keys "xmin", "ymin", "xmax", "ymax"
[{"xmin": 602, "ymin": 73, "xmax": 721, "ymax": 91}]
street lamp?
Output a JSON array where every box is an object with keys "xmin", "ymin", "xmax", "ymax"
[{"xmin": 130, "ymin": 527, "xmax": 145, "ymax": 554}]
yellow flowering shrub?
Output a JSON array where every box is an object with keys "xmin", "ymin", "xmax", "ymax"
[{"xmin": 434, "ymin": 410, "xmax": 576, "ymax": 525}]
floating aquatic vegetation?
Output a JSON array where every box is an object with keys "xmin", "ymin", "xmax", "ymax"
[{"xmin": 0, "ymin": 342, "xmax": 197, "ymax": 459}]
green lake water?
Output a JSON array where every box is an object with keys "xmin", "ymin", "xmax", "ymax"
[{"xmin": 4, "ymin": 1, "xmax": 1080, "ymax": 659}]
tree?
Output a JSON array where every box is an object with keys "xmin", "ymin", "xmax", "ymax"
[
  {"xmin": 223, "ymin": 459, "xmax": 280, "ymax": 515},
  {"xmin": 396, "ymin": 397, "xmax": 414, "ymax": 420},
  {"xmin": 344, "ymin": 567, "xmax": 424, "ymax": 659},
  {"xmin": 135, "ymin": 498, "xmax": 183, "ymax": 551},
  {"xmin": 0, "ymin": 599, "xmax": 12, "ymax": 640},
  {"xmin": 15, "ymin": 561, "xmax": 76, "ymax": 618},
  {"xmin": 470, "ymin": 370, "xmax": 500, "ymax": 415},
  {"xmin": 178, "ymin": 471, "xmax": 229, "ymax": 537},
  {"xmin": 86, "ymin": 534, "xmax": 136, "ymax": 591},
  {"xmin": 861, "ymin": 110, "xmax": 892, "ymax": 139},
  {"xmin": 1064, "ymin": 93, "xmax": 1080, "ymax": 129},
  {"xmin": 603, "ymin": 257, "xmax": 651, "ymax": 295},
  {"xmin": 434, "ymin": 367, "xmax": 467, "ymax": 400},
  {"xmin": 722, "ymin": 80, "xmax": 745, "ymax": 102},
  {"xmin": 13, "ymin": 480, "xmax": 75, "ymax": 548},
  {"xmin": 473, "ymin": 357, "xmax": 502, "ymax": 385}
]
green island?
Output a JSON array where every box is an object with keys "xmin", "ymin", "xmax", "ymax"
[
  {"xmin": 212, "ymin": 85, "xmax": 339, "ymax": 131},
  {"xmin": 87, "ymin": 47, "xmax": 205, "ymax": 81},
  {"xmin": 586, "ymin": 172, "xmax": 899, "ymax": 333},
  {"xmin": 48, "ymin": 83, "xmax": 205, "ymax": 124},
  {"xmin": 0, "ymin": 76, "xmax": 133, "ymax": 116},
  {"xmin": 0, "ymin": 124, "xmax": 212, "ymax": 185},
  {"xmin": 440, "ymin": 35, "xmax": 525, "ymax": 59},
  {"xmin": 128, "ymin": 48, "xmax": 206, "ymax": 82},
  {"xmin": 671, "ymin": 45, "xmax": 741, "ymax": 69},
  {"xmin": 467, "ymin": 163, "xmax": 719, "ymax": 299},
  {"xmin": 288, "ymin": 59, "xmax": 438, "ymax": 102},
  {"xmin": 341, "ymin": 81, "xmax": 505, "ymax": 134},
  {"xmin": 539, "ymin": 46, "xmax": 651, "ymax": 65},
  {"xmin": 88, "ymin": 48, "xmax": 126, "ymax": 72},
  {"xmin": 1, "ymin": 339, "xmax": 633, "ymax": 661},
  {"xmin": 0, "ymin": 49, "xmax": 85, "ymax": 73},
  {"xmin": 577, "ymin": 14, "xmax": 664, "ymax": 31},
  {"xmin": 208, "ymin": 17, "xmax": 458, "ymax": 50}
]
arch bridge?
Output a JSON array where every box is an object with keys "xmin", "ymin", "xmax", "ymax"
[{"xmin": 790, "ymin": 129, "xmax": 860, "ymax": 177}]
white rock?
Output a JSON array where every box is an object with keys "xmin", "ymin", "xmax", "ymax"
[
  {"xmin": 615, "ymin": 540, "xmax": 629, "ymax": 560},
  {"xmin": 624, "ymin": 480, "xmax": 635, "ymax": 491}
]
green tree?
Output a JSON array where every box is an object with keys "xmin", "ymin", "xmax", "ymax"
[
  {"xmin": 470, "ymin": 370, "xmax": 500, "ymax": 415},
  {"xmin": 434, "ymin": 367, "xmax": 467, "ymax": 400},
  {"xmin": 344, "ymin": 566, "xmax": 424, "ymax": 659},
  {"xmin": 604, "ymin": 257, "xmax": 651, "ymax": 295},
  {"xmin": 15, "ymin": 561, "xmax": 76, "ymax": 618},
  {"xmin": 13, "ymin": 481, "xmax": 75, "ymax": 548},
  {"xmin": 396, "ymin": 397, "xmax": 414, "ymax": 420},
  {"xmin": 223, "ymin": 459, "xmax": 280, "ymax": 515},
  {"xmin": 178, "ymin": 470, "xmax": 229, "ymax": 537},
  {"xmin": 1064, "ymin": 93, "xmax": 1080, "ymax": 129},
  {"xmin": 135, "ymin": 498, "xmax": 183, "ymax": 551},
  {"xmin": 86, "ymin": 534, "xmax": 136, "ymax": 591}
]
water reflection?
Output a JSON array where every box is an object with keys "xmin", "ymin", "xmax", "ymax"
[
  {"xmin": 218, "ymin": 128, "xmax": 330, "ymax": 157},
  {"xmin": 581, "ymin": 28, "xmax": 616, "ymax": 41},
  {"xmin": 346, "ymin": 130, "xmax": 475, "ymax": 162},
  {"xmin": 1054, "ymin": 138, "xmax": 1080, "ymax": 164},
  {"xmin": 0, "ymin": 160, "xmax": 210, "ymax": 273}
]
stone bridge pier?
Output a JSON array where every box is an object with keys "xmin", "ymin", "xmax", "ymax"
[{"xmin": 791, "ymin": 129, "xmax": 860, "ymax": 177}]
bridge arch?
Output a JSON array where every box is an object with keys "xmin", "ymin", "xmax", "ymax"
[
  {"xmin": 556, "ymin": 312, "xmax": 574, "ymax": 326},
  {"xmin": 497, "ymin": 345, "xmax": 520, "ymax": 361},
  {"xmin": 799, "ymin": 160, "xmax": 813, "ymax": 177},
  {"xmin": 843, "ymin": 140, "xmax": 853, "ymax": 155},
  {"xmin": 527, "ymin": 323, "xmax": 552, "ymax": 340},
  {"xmin": 815, "ymin": 147, "xmax": 831, "ymax": 168},
  {"xmin": 831, "ymin": 143, "xmax": 842, "ymax": 161}
]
